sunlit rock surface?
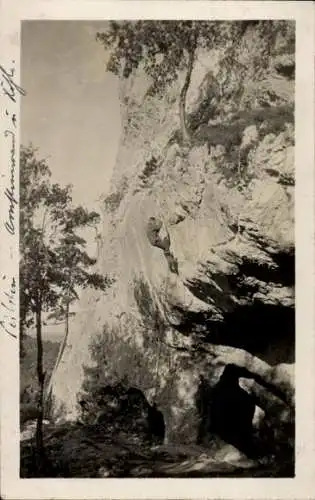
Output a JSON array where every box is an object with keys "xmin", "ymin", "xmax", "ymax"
[{"xmin": 50, "ymin": 24, "xmax": 294, "ymax": 453}]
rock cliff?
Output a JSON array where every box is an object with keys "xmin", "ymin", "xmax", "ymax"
[{"xmin": 50, "ymin": 23, "xmax": 295, "ymax": 451}]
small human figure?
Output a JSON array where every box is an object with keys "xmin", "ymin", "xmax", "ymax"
[
  {"xmin": 146, "ymin": 217, "xmax": 178, "ymax": 274},
  {"xmin": 146, "ymin": 217, "xmax": 170, "ymax": 251}
]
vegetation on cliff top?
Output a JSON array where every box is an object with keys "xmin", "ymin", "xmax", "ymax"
[
  {"xmin": 97, "ymin": 21, "xmax": 294, "ymax": 147},
  {"xmin": 97, "ymin": 21, "xmax": 242, "ymax": 144}
]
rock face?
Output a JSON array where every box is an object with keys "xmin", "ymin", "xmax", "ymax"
[{"xmin": 50, "ymin": 23, "xmax": 295, "ymax": 451}]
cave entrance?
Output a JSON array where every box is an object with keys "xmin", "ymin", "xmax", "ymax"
[
  {"xmin": 196, "ymin": 366, "xmax": 260, "ymax": 458},
  {"xmin": 147, "ymin": 401, "xmax": 166, "ymax": 445},
  {"xmin": 93, "ymin": 384, "xmax": 165, "ymax": 445}
]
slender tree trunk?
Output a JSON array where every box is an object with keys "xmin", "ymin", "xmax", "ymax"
[
  {"xmin": 44, "ymin": 299, "xmax": 70, "ymax": 415},
  {"xmin": 20, "ymin": 299, "xmax": 29, "ymax": 359},
  {"xmin": 179, "ymin": 42, "xmax": 197, "ymax": 145},
  {"xmin": 35, "ymin": 300, "xmax": 45, "ymax": 475},
  {"xmin": 65, "ymin": 300, "xmax": 69, "ymax": 342},
  {"xmin": 20, "ymin": 317, "xmax": 25, "ymax": 359}
]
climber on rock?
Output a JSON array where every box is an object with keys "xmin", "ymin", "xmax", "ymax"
[
  {"xmin": 146, "ymin": 216, "xmax": 170, "ymax": 251},
  {"xmin": 146, "ymin": 216, "xmax": 178, "ymax": 274}
]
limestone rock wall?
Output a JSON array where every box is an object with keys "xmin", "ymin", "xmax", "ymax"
[{"xmin": 50, "ymin": 22, "xmax": 295, "ymax": 445}]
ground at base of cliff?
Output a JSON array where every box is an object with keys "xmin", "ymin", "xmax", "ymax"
[{"xmin": 20, "ymin": 422, "xmax": 294, "ymax": 478}]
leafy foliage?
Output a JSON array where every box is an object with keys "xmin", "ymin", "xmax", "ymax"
[
  {"xmin": 97, "ymin": 21, "xmax": 238, "ymax": 90},
  {"xmin": 97, "ymin": 21, "xmax": 294, "ymax": 148},
  {"xmin": 192, "ymin": 104, "xmax": 294, "ymax": 188},
  {"xmin": 80, "ymin": 322, "xmax": 157, "ymax": 406},
  {"xmin": 103, "ymin": 191, "xmax": 124, "ymax": 213},
  {"xmin": 103, "ymin": 176, "xmax": 128, "ymax": 214},
  {"xmin": 96, "ymin": 21, "xmax": 243, "ymax": 142},
  {"xmin": 20, "ymin": 144, "xmax": 114, "ymax": 470},
  {"xmin": 20, "ymin": 144, "xmax": 112, "ymax": 334},
  {"xmin": 214, "ymin": 21, "xmax": 294, "ymax": 116},
  {"xmin": 138, "ymin": 156, "xmax": 161, "ymax": 188}
]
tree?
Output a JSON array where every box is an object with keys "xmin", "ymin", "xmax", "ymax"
[
  {"xmin": 96, "ymin": 21, "xmax": 241, "ymax": 145},
  {"xmin": 20, "ymin": 145, "xmax": 113, "ymax": 474},
  {"xmin": 97, "ymin": 21, "xmax": 295, "ymax": 146},
  {"xmin": 20, "ymin": 147, "xmax": 51, "ymax": 357}
]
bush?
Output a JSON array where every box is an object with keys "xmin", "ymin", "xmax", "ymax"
[
  {"xmin": 191, "ymin": 104, "xmax": 294, "ymax": 188},
  {"xmin": 103, "ymin": 176, "xmax": 128, "ymax": 213},
  {"xmin": 78, "ymin": 319, "xmax": 159, "ymax": 425},
  {"xmin": 138, "ymin": 156, "xmax": 161, "ymax": 187},
  {"xmin": 195, "ymin": 105, "xmax": 293, "ymax": 150}
]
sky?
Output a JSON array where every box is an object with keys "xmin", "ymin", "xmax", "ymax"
[
  {"xmin": 21, "ymin": 21, "xmax": 122, "ymax": 338},
  {"xmin": 21, "ymin": 20, "xmax": 121, "ymax": 210}
]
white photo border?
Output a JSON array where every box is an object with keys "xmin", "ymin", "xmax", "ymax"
[{"xmin": 0, "ymin": 1, "xmax": 314, "ymax": 499}]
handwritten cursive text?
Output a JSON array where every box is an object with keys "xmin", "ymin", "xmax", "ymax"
[
  {"xmin": 0, "ymin": 62, "xmax": 26, "ymax": 103},
  {"xmin": 3, "ymin": 129, "xmax": 17, "ymax": 235},
  {"xmin": 0, "ymin": 275, "xmax": 17, "ymax": 338}
]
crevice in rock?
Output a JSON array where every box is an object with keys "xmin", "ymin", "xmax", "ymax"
[
  {"xmin": 201, "ymin": 303, "xmax": 295, "ymax": 366},
  {"xmin": 238, "ymin": 250, "xmax": 294, "ymax": 287},
  {"xmin": 196, "ymin": 368, "xmax": 260, "ymax": 458},
  {"xmin": 195, "ymin": 364, "xmax": 292, "ymax": 460}
]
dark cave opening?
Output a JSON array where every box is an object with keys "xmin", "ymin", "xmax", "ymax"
[
  {"xmin": 147, "ymin": 401, "xmax": 165, "ymax": 444},
  {"xmin": 181, "ymin": 246, "xmax": 295, "ymax": 366},
  {"xmin": 121, "ymin": 387, "xmax": 165, "ymax": 444},
  {"xmin": 208, "ymin": 302, "xmax": 295, "ymax": 365},
  {"xmin": 172, "ymin": 301, "xmax": 295, "ymax": 366},
  {"xmin": 85, "ymin": 384, "xmax": 166, "ymax": 445},
  {"xmin": 196, "ymin": 364, "xmax": 294, "ymax": 465},
  {"xmin": 196, "ymin": 367, "xmax": 266, "ymax": 459},
  {"xmin": 238, "ymin": 250, "xmax": 295, "ymax": 287}
]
